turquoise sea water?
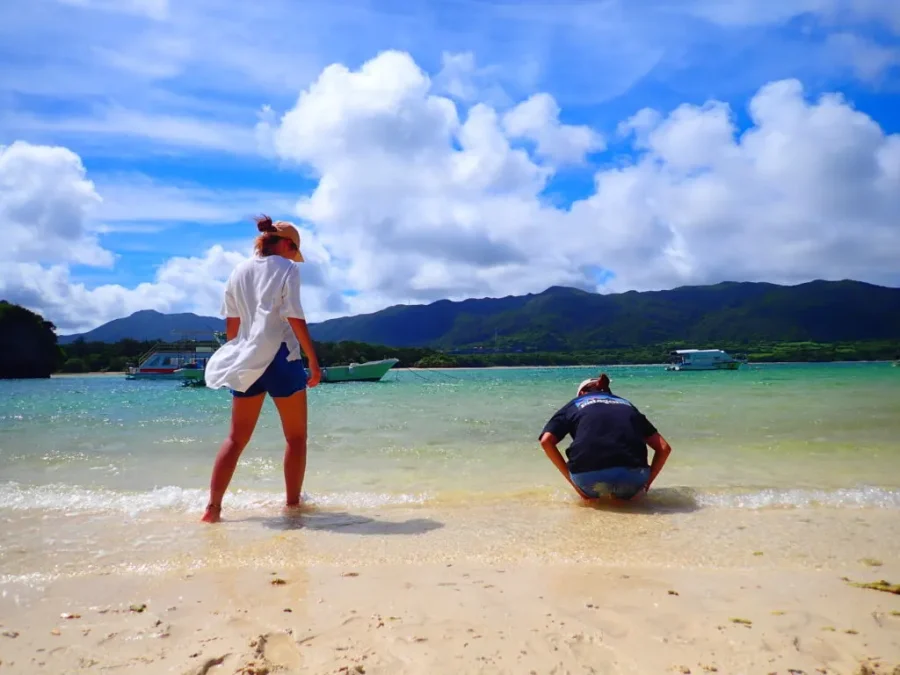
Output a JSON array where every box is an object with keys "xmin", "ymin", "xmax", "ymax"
[
  {"xmin": 2, "ymin": 363, "xmax": 900, "ymax": 509},
  {"xmin": 1, "ymin": 363, "xmax": 899, "ymax": 580}
]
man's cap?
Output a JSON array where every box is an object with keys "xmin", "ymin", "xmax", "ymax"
[{"xmin": 577, "ymin": 373, "xmax": 611, "ymax": 395}]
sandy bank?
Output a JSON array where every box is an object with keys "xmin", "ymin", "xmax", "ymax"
[{"xmin": 2, "ymin": 562, "xmax": 898, "ymax": 674}]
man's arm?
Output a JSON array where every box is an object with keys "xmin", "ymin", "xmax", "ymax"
[
  {"xmin": 539, "ymin": 432, "xmax": 592, "ymax": 500},
  {"xmin": 287, "ymin": 317, "xmax": 321, "ymax": 388},
  {"xmin": 643, "ymin": 432, "xmax": 672, "ymax": 492}
]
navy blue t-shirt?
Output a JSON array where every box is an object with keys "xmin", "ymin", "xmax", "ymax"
[{"xmin": 540, "ymin": 392, "xmax": 658, "ymax": 474}]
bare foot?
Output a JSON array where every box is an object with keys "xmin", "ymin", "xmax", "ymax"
[
  {"xmin": 201, "ymin": 504, "xmax": 221, "ymax": 523},
  {"xmin": 282, "ymin": 500, "xmax": 310, "ymax": 518}
]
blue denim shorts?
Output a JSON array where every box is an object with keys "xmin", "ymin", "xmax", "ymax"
[
  {"xmin": 232, "ymin": 343, "xmax": 307, "ymax": 399},
  {"xmin": 570, "ymin": 467, "xmax": 650, "ymax": 500}
]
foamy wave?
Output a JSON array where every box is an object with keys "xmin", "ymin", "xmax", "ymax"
[
  {"xmin": 692, "ymin": 486, "xmax": 900, "ymax": 509},
  {"xmin": 0, "ymin": 482, "xmax": 428, "ymax": 516},
  {"xmin": 0, "ymin": 482, "xmax": 897, "ymax": 516}
]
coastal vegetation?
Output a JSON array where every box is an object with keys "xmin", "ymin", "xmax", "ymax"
[{"xmin": 0, "ymin": 301, "xmax": 64, "ymax": 378}]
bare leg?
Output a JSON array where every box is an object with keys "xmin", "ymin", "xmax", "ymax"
[
  {"xmin": 202, "ymin": 393, "xmax": 266, "ymax": 522},
  {"xmin": 272, "ymin": 390, "xmax": 308, "ymax": 508}
]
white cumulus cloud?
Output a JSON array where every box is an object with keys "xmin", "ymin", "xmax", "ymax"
[
  {"xmin": 503, "ymin": 93, "xmax": 605, "ymax": 165},
  {"xmin": 0, "ymin": 141, "xmax": 110, "ymax": 267},
  {"xmin": 260, "ymin": 51, "xmax": 900, "ymax": 315},
  {"xmin": 0, "ymin": 142, "xmax": 338, "ymax": 332},
  {"xmin": 571, "ymin": 79, "xmax": 900, "ymax": 290}
]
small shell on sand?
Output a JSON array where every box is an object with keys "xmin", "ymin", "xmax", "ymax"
[{"xmin": 859, "ymin": 558, "xmax": 883, "ymax": 567}]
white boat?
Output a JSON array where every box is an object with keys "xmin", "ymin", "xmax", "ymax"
[
  {"xmin": 127, "ymin": 331, "xmax": 400, "ymax": 385},
  {"xmin": 316, "ymin": 358, "xmax": 399, "ymax": 383},
  {"xmin": 666, "ymin": 349, "xmax": 743, "ymax": 371},
  {"xmin": 125, "ymin": 339, "xmax": 219, "ymax": 381}
]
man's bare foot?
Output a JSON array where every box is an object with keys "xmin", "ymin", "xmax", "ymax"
[{"xmin": 201, "ymin": 504, "xmax": 221, "ymax": 523}]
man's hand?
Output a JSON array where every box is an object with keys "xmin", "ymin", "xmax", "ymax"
[
  {"xmin": 571, "ymin": 483, "xmax": 594, "ymax": 501},
  {"xmin": 307, "ymin": 363, "xmax": 321, "ymax": 388},
  {"xmin": 540, "ymin": 432, "xmax": 590, "ymax": 500}
]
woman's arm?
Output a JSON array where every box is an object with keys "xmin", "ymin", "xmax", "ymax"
[
  {"xmin": 287, "ymin": 317, "xmax": 321, "ymax": 388},
  {"xmin": 225, "ymin": 317, "xmax": 240, "ymax": 341}
]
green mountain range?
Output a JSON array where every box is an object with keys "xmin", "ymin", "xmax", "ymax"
[
  {"xmin": 57, "ymin": 279, "xmax": 900, "ymax": 350},
  {"xmin": 58, "ymin": 310, "xmax": 224, "ymax": 344},
  {"xmin": 309, "ymin": 280, "xmax": 900, "ymax": 350}
]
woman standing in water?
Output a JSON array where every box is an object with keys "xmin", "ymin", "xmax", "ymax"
[{"xmin": 201, "ymin": 215, "xmax": 321, "ymax": 523}]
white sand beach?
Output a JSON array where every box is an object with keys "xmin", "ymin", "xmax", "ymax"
[{"xmin": 2, "ymin": 560, "xmax": 899, "ymax": 674}]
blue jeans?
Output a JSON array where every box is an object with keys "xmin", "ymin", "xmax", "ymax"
[
  {"xmin": 570, "ymin": 467, "xmax": 651, "ymax": 500},
  {"xmin": 231, "ymin": 343, "xmax": 308, "ymax": 398}
]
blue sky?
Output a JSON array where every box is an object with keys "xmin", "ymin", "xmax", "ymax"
[{"xmin": 1, "ymin": 0, "xmax": 899, "ymax": 333}]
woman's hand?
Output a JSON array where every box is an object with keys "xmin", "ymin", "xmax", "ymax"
[{"xmin": 307, "ymin": 362, "xmax": 321, "ymax": 388}]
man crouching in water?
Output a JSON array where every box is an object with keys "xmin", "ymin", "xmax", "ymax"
[{"xmin": 538, "ymin": 374, "xmax": 672, "ymax": 502}]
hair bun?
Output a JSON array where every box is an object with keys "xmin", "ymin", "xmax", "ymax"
[{"xmin": 254, "ymin": 214, "xmax": 275, "ymax": 232}]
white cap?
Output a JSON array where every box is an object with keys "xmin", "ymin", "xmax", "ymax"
[
  {"xmin": 577, "ymin": 379, "xmax": 595, "ymax": 395},
  {"xmin": 577, "ymin": 373, "xmax": 611, "ymax": 396}
]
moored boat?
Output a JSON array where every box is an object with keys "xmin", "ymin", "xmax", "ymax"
[
  {"xmin": 316, "ymin": 358, "xmax": 399, "ymax": 383},
  {"xmin": 665, "ymin": 349, "xmax": 744, "ymax": 371},
  {"xmin": 127, "ymin": 333, "xmax": 400, "ymax": 385},
  {"xmin": 125, "ymin": 339, "xmax": 219, "ymax": 381}
]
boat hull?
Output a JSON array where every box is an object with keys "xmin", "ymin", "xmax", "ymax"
[
  {"xmin": 666, "ymin": 361, "xmax": 741, "ymax": 371},
  {"xmin": 317, "ymin": 358, "xmax": 399, "ymax": 383},
  {"xmin": 666, "ymin": 348, "xmax": 744, "ymax": 371},
  {"xmin": 126, "ymin": 367, "xmax": 205, "ymax": 381}
]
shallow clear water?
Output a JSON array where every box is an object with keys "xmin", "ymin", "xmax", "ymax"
[{"xmin": 1, "ymin": 363, "xmax": 899, "ymax": 580}]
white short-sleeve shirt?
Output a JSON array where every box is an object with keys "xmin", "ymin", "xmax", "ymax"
[{"xmin": 204, "ymin": 255, "xmax": 306, "ymax": 392}]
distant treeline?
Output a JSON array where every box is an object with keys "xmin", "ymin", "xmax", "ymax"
[
  {"xmin": 57, "ymin": 338, "xmax": 439, "ymax": 373},
  {"xmin": 57, "ymin": 337, "xmax": 900, "ymax": 373},
  {"xmin": 422, "ymin": 341, "xmax": 900, "ymax": 367}
]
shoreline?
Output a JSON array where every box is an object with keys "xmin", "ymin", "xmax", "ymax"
[
  {"xmin": 405, "ymin": 359, "xmax": 897, "ymax": 371},
  {"xmin": 39, "ymin": 359, "xmax": 898, "ymax": 378}
]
